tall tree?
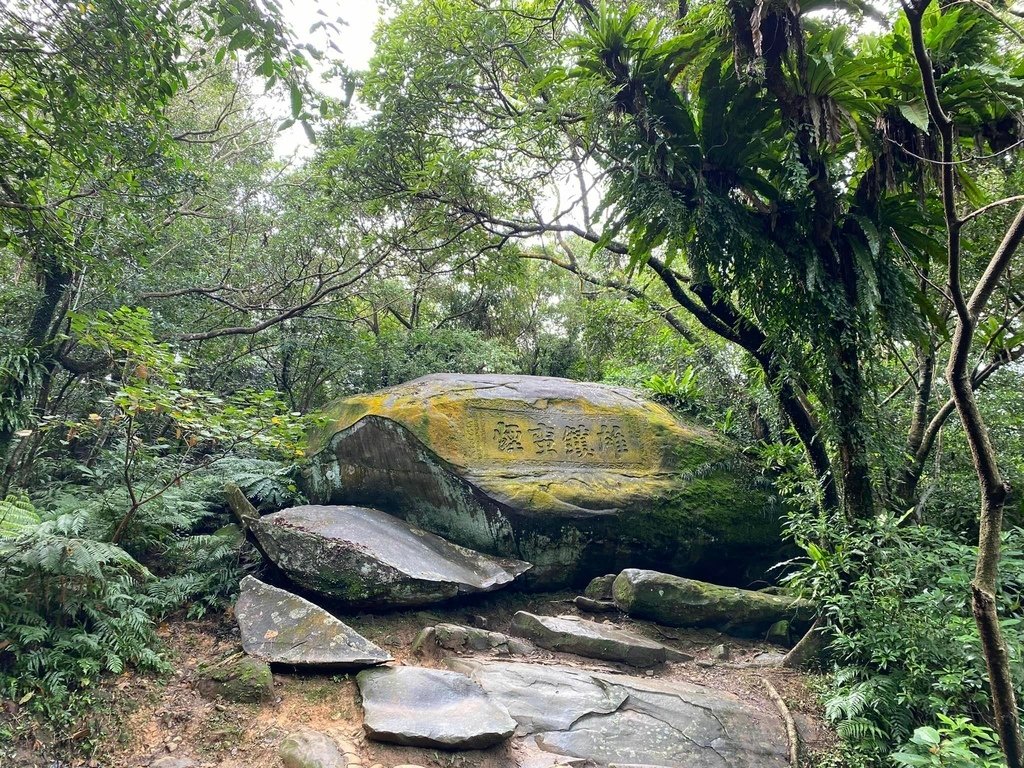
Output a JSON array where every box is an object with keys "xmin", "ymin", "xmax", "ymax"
[
  {"xmin": 327, "ymin": 0, "xmax": 1024, "ymax": 526},
  {"xmin": 0, "ymin": 0, "xmax": 309, "ymax": 471}
]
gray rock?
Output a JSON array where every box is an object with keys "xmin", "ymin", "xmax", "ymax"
[
  {"xmin": 750, "ymin": 651, "xmax": 787, "ymax": 667},
  {"xmin": 251, "ymin": 505, "xmax": 531, "ymax": 608},
  {"xmin": 412, "ymin": 622, "xmax": 535, "ymax": 657},
  {"xmin": 709, "ymin": 643, "xmax": 730, "ymax": 661},
  {"xmin": 574, "ymin": 595, "xmax": 617, "ymax": 613},
  {"xmin": 149, "ymin": 759, "xmax": 198, "ymax": 768},
  {"xmin": 613, "ymin": 569, "xmax": 814, "ymax": 638},
  {"xmin": 195, "ymin": 654, "xmax": 272, "ymax": 703},
  {"xmin": 235, "ymin": 576, "xmax": 391, "ymax": 669},
  {"xmin": 509, "ymin": 612, "xmax": 676, "ymax": 667},
  {"xmin": 279, "ymin": 729, "xmax": 345, "ymax": 768},
  {"xmin": 448, "ymin": 659, "xmax": 789, "ymax": 768},
  {"xmin": 356, "ymin": 666, "xmax": 516, "ymax": 749},
  {"xmin": 303, "ymin": 374, "xmax": 786, "ymax": 588},
  {"xmin": 446, "ymin": 659, "xmax": 628, "ymax": 733},
  {"xmin": 584, "ymin": 574, "xmax": 617, "ymax": 600}
]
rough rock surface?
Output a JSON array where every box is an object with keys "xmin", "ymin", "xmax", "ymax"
[
  {"xmin": 303, "ymin": 374, "xmax": 784, "ymax": 587},
  {"xmin": 195, "ymin": 654, "xmax": 273, "ymax": 703},
  {"xmin": 279, "ymin": 729, "xmax": 345, "ymax": 768},
  {"xmin": 583, "ymin": 574, "xmax": 617, "ymax": 600},
  {"xmin": 413, "ymin": 623, "xmax": 535, "ymax": 657},
  {"xmin": 613, "ymin": 569, "xmax": 814, "ymax": 637},
  {"xmin": 235, "ymin": 576, "xmax": 391, "ymax": 668},
  {"xmin": 509, "ymin": 611, "xmax": 685, "ymax": 667},
  {"xmin": 573, "ymin": 595, "xmax": 617, "ymax": 613},
  {"xmin": 448, "ymin": 659, "xmax": 789, "ymax": 767},
  {"xmin": 356, "ymin": 666, "xmax": 516, "ymax": 749},
  {"xmin": 251, "ymin": 505, "xmax": 531, "ymax": 608}
]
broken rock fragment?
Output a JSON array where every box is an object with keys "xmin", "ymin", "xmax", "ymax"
[
  {"xmin": 251, "ymin": 504, "xmax": 531, "ymax": 608},
  {"xmin": 235, "ymin": 575, "xmax": 391, "ymax": 669}
]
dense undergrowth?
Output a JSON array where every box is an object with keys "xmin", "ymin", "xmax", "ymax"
[
  {"xmin": 0, "ymin": 456, "xmax": 302, "ymax": 753},
  {"xmin": 791, "ymin": 516, "xmax": 1024, "ymax": 767}
]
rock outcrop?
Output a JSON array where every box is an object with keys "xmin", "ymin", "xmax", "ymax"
[
  {"xmin": 509, "ymin": 611, "xmax": 688, "ymax": 667},
  {"xmin": 235, "ymin": 576, "xmax": 391, "ymax": 668},
  {"xmin": 612, "ymin": 568, "xmax": 814, "ymax": 638},
  {"xmin": 304, "ymin": 374, "xmax": 783, "ymax": 587},
  {"xmin": 356, "ymin": 666, "xmax": 517, "ymax": 749},
  {"xmin": 447, "ymin": 659, "xmax": 790, "ymax": 767},
  {"xmin": 251, "ymin": 505, "xmax": 531, "ymax": 608}
]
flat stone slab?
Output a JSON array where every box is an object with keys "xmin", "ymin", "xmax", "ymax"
[
  {"xmin": 509, "ymin": 612, "xmax": 682, "ymax": 667},
  {"xmin": 448, "ymin": 659, "xmax": 789, "ymax": 768},
  {"xmin": 357, "ymin": 666, "xmax": 516, "ymax": 749},
  {"xmin": 252, "ymin": 505, "xmax": 531, "ymax": 608},
  {"xmin": 235, "ymin": 576, "xmax": 391, "ymax": 669}
]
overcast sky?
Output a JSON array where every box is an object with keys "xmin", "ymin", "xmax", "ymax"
[{"xmin": 270, "ymin": 0, "xmax": 384, "ymax": 159}]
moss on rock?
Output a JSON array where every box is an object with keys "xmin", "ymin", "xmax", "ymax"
[
  {"xmin": 195, "ymin": 654, "xmax": 273, "ymax": 703},
  {"xmin": 304, "ymin": 374, "xmax": 788, "ymax": 587},
  {"xmin": 612, "ymin": 568, "xmax": 814, "ymax": 639}
]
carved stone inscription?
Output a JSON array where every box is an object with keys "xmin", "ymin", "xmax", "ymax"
[{"xmin": 474, "ymin": 408, "xmax": 644, "ymax": 466}]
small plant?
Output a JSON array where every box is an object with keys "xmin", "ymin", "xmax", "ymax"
[
  {"xmin": 891, "ymin": 715, "xmax": 1003, "ymax": 768},
  {"xmin": 642, "ymin": 366, "xmax": 701, "ymax": 410}
]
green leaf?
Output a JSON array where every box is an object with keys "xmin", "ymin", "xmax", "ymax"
[
  {"xmin": 898, "ymin": 101, "xmax": 930, "ymax": 132},
  {"xmin": 289, "ymin": 83, "xmax": 303, "ymax": 118},
  {"xmin": 228, "ymin": 29, "xmax": 254, "ymax": 51}
]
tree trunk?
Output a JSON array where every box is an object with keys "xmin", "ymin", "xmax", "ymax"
[
  {"xmin": 0, "ymin": 264, "xmax": 72, "ymax": 470},
  {"xmin": 906, "ymin": 3, "xmax": 1024, "ymax": 761}
]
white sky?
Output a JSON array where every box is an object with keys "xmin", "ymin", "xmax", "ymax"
[{"xmin": 270, "ymin": 0, "xmax": 384, "ymax": 159}]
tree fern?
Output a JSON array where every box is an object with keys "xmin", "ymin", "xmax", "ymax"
[{"xmin": 0, "ymin": 493, "xmax": 41, "ymax": 539}]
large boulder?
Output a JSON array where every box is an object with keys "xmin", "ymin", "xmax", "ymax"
[
  {"xmin": 303, "ymin": 374, "xmax": 783, "ymax": 587},
  {"xmin": 447, "ymin": 659, "xmax": 789, "ymax": 767},
  {"xmin": 356, "ymin": 666, "xmax": 517, "ymax": 749},
  {"xmin": 251, "ymin": 505, "xmax": 531, "ymax": 608},
  {"xmin": 234, "ymin": 576, "xmax": 391, "ymax": 668},
  {"xmin": 612, "ymin": 568, "xmax": 814, "ymax": 638}
]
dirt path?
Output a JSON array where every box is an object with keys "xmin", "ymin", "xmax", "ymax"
[{"xmin": 25, "ymin": 590, "xmax": 834, "ymax": 768}]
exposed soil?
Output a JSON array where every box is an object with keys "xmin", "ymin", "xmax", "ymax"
[{"xmin": 11, "ymin": 590, "xmax": 835, "ymax": 768}]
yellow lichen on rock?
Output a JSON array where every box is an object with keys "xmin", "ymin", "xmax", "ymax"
[{"xmin": 309, "ymin": 374, "xmax": 725, "ymax": 515}]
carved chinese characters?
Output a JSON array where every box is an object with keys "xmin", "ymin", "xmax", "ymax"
[{"xmin": 476, "ymin": 409, "xmax": 641, "ymax": 466}]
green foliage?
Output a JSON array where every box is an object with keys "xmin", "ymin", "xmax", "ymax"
[
  {"xmin": 0, "ymin": 497, "xmax": 166, "ymax": 729},
  {"xmin": 0, "ymin": 492, "xmax": 41, "ymax": 538},
  {"xmin": 891, "ymin": 716, "xmax": 1003, "ymax": 768},
  {"xmin": 642, "ymin": 367, "xmax": 701, "ymax": 411},
  {"xmin": 784, "ymin": 512, "xmax": 1024, "ymax": 762}
]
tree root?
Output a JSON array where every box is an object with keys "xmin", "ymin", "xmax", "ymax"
[{"xmin": 765, "ymin": 679, "xmax": 800, "ymax": 766}]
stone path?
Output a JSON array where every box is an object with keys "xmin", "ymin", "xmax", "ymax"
[{"xmin": 448, "ymin": 659, "xmax": 790, "ymax": 768}]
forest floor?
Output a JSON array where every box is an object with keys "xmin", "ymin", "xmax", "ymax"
[{"xmin": 14, "ymin": 590, "xmax": 836, "ymax": 768}]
